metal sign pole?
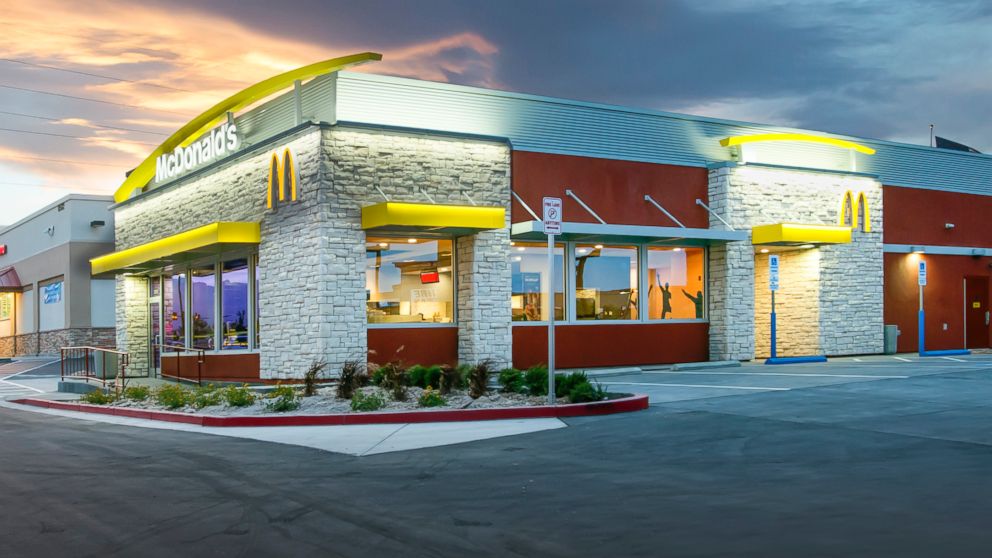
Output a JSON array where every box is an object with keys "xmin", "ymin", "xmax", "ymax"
[
  {"xmin": 768, "ymin": 254, "xmax": 779, "ymax": 360},
  {"xmin": 770, "ymin": 290, "xmax": 777, "ymax": 359},
  {"xmin": 547, "ymin": 232, "xmax": 556, "ymax": 405},
  {"xmin": 918, "ymin": 259, "xmax": 927, "ymax": 355}
]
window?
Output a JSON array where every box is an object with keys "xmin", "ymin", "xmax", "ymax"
[
  {"xmin": 647, "ymin": 247, "xmax": 705, "ymax": 320},
  {"xmin": 221, "ymin": 259, "xmax": 249, "ymax": 350},
  {"xmin": 574, "ymin": 244, "xmax": 638, "ymax": 320},
  {"xmin": 366, "ymin": 237, "xmax": 454, "ymax": 324},
  {"xmin": 190, "ymin": 267, "xmax": 215, "ymax": 349},
  {"xmin": 164, "ymin": 273, "xmax": 185, "ymax": 346},
  {"xmin": 510, "ymin": 242, "xmax": 564, "ymax": 321}
]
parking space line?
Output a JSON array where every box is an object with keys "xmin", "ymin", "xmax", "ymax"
[
  {"xmin": 641, "ymin": 371, "xmax": 907, "ymax": 379},
  {"xmin": 941, "ymin": 356, "xmax": 967, "ymax": 362},
  {"xmin": 0, "ymin": 380, "xmax": 44, "ymax": 393},
  {"xmin": 893, "ymin": 357, "xmax": 913, "ymax": 362},
  {"xmin": 602, "ymin": 381, "xmax": 790, "ymax": 391}
]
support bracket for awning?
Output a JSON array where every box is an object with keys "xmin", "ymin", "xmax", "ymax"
[
  {"xmin": 695, "ymin": 198, "xmax": 735, "ymax": 231},
  {"xmin": 565, "ymin": 189, "xmax": 606, "ymax": 224},
  {"xmin": 511, "ymin": 191, "xmax": 540, "ymax": 221},
  {"xmin": 643, "ymin": 195, "xmax": 686, "ymax": 228}
]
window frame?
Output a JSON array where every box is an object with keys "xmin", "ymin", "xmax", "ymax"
[{"xmin": 365, "ymin": 235, "xmax": 458, "ymax": 329}]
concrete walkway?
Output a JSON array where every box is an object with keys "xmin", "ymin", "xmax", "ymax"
[{"xmin": 0, "ymin": 399, "xmax": 566, "ymax": 456}]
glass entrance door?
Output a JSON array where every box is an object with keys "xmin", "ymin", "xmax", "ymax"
[{"xmin": 149, "ymin": 301, "xmax": 161, "ymax": 376}]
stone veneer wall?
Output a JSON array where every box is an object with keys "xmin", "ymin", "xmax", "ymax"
[
  {"xmin": 754, "ymin": 250, "xmax": 821, "ymax": 358},
  {"xmin": 0, "ymin": 327, "xmax": 116, "ymax": 357},
  {"xmin": 323, "ymin": 127, "xmax": 512, "ymax": 369},
  {"xmin": 114, "ymin": 124, "xmax": 511, "ymax": 379},
  {"xmin": 708, "ymin": 164, "xmax": 884, "ymax": 360}
]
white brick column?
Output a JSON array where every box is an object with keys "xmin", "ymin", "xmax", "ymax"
[
  {"xmin": 456, "ymin": 228, "xmax": 512, "ymax": 367},
  {"xmin": 116, "ymin": 275, "xmax": 149, "ymax": 376}
]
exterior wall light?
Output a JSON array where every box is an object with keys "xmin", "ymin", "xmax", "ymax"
[
  {"xmin": 90, "ymin": 220, "xmax": 106, "ymax": 228},
  {"xmin": 911, "ymin": 246, "xmax": 925, "ymax": 254},
  {"xmin": 945, "ymin": 223, "xmax": 955, "ymax": 229},
  {"xmin": 799, "ymin": 244, "xmax": 814, "ymax": 249}
]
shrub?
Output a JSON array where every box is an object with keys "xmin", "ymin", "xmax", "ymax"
[
  {"xmin": 418, "ymin": 386, "xmax": 446, "ymax": 407},
  {"xmin": 408, "ymin": 365, "xmax": 442, "ymax": 389},
  {"xmin": 351, "ymin": 390, "xmax": 386, "ymax": 412},
  {"xmin": 524, "ymin": 365, "xmax": 550, "ymax": 397},
  {"xmin": 81, "ymin": 389, "xmax": 116, "ymax": 405},
  {"xmin": 567, "ymin": 380, "xmax": 608, "ymax": 404},
  {"xmin": 555, "ymin": 371, "xmax": 588, "ymax": 398},
  {"xmin": 266, "ymin": 389, "xmax": 301, "ymax": 413},
  {"xmin": 192, "ymin": 384, "xmax": 223, "ymax": 409},
  {"xmin": 155, "ymin": 384, "xmax": 191, "ymax": 409},
  {"xmin": 336, "ymin": 360, "xmax": 368, "ymax": 400},
  {"xmin": 302, "ymin": 360, "xmax": 328, "ymax": 397},
  {"xmin": 498, "ymin": 368, "xmax": 525, "ymax": 393},
  {"xmin": 370, "ymin": 364, "xmax": 388, "ymax": 386},
  {"xmin": 438, "ymin": 365, "xmax": 465, "ymax": 395},
  {"xmin": 468, "ymin": 360, "xmax": 494, "ymax": 399},
  {"xmin": 223, "ymin": 384, "xmax": 256, "ymax": 407},
  {"xmin": 376, "ymin": 362, "xmax": 408, "ymax": 401},
  {"xmin": 122, "ymin": 385, "xmax": 150, "ymax": 401}
]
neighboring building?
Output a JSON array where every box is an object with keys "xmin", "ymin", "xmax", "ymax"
[
  {"xmin": 0, "ymin": 194, "xmax": 116, "ymax": 357},
  {"xmin": 92, "ymin": 54, "xmax": 992, "ymax": 381}
]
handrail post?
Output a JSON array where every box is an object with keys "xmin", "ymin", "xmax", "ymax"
[{"xmin": 197, "ymin": 350, "xmax": 203, "ymax": 387}]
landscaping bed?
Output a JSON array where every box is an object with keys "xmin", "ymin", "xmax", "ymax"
[{"xmin": 73, "ymin": 362, "xmax": 626, "ymax": 418}]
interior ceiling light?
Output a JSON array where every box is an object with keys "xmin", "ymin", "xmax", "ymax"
[
  {"xmin": 594, "ymin": 244, "xmax": 604, "ymax": 249},
  {"xmin": 760, "ymin": 248, "xmax": 770, "ymax": 254},
  {"xmin": 407, "ymin": 238, "xmax": 417, "ymax": 243}
]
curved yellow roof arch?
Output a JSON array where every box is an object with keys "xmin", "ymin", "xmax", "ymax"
[
  {"xmin": 113, "ymin": 52, "xmax": 382, "ymax": 203},
  {"xmin": 719, "ymin": 133, "xmax": 876, "ymax": 155}
]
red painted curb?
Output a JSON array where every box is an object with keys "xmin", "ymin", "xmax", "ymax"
[{"xmin": 11, "ymin": 394, "xmax": 649, "ymax": 427}]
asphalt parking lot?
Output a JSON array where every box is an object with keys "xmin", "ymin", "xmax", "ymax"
[{"xmin": 2, "ymin": 354, "xmax": 992, "ymax": 557}]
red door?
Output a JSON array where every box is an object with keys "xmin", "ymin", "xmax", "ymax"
[{"xmin": 965, "ymin": 276, "xmax": 989, "ymax": 349}]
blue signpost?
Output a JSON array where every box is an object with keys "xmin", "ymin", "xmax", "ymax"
[
  {"xmin": 765, "ymin": 253, "xmax": 827, "ymax": 365},
  {"xmin": 916, "ymin": 258, "xmax": 970, "ymax": 357}
]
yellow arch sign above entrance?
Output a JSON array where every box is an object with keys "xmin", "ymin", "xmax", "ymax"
[
  {"xmin": 113, "ymin": 52, "xmax": 383, "ymax": 203},
  {"xmin": 719, "ymin": 133, "xmax": 877, "ymax": 155}
]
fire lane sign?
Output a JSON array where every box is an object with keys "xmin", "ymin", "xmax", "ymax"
[{"xmin": 543, "ymin": 197, "xmax": 562, "ymax": 235}]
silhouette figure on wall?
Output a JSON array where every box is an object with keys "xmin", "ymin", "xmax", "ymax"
[
  {"xmin": 682, "ymin": 289, "xmax": 703, "ymax": 319},
  {"xmin": 661, "ymin": 282, "xmax": 672, "ymax": 318}
]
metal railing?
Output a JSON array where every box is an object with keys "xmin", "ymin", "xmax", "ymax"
[
  {"xmin": 60, "ymin": 346, "xmax": 132, "ymax": 393},
  {"xmin": 156, "ymin": 343, "xmax": 206, "ymax": 386}
]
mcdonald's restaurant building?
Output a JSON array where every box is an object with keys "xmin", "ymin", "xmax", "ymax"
[{"xmin": 93, "ymin": 54, "xmax": 992, "ymax": 381}]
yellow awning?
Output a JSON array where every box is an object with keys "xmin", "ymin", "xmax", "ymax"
[
  {"xmin": 361, "ymin": 202, "xmax": 505, "ymax": 235},
  {"xmin": 752, "ymin": 223, "xmax": 852, "ymax": 246},
  {"xmin": 91, "ymin": 222, "xmax": 260, "ymax": 275}
]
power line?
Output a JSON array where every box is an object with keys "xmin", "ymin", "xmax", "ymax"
[
  {"xmin": 0, "ymin": 83, "xmax": 190, "ymax": 116},
  {"xmin": 0, "ymin": 126, "xmax": 157, "ymax": 146},
  {"xmin": 0, "ymin": 154, "xmax": 126, "ymax": 168},
  {"xmin": 0, "ymin": 57, "xmax": 196, "ymax": 93},
  {"xmin": 0, "ymin": 109, "xmax": 168, "ymax": 136}
]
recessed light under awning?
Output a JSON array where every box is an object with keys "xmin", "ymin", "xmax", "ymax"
[{"xmin": 751, "ymin": 223, "xmax": 852, "ymax": 247}]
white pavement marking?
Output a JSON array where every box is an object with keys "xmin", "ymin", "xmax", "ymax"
[
  {"xmin": 641, "ymin": 371, "xmax": 908, "ymax": 379},
  {"xmin": 853, "ymin": 358, "xmax": 863, "ymax": 362},
  {"xmin": 0, "ymin": 379, "xmax": 44, "ymax": 393},
  {"xmin": 0, "ymin": 400, "xmax": 567, "ymax": 456},
  {"xmin": 941, "ymin": 356, "xmax": 967, "ymax": 362},
  {"xmin": 893, "ymin": 357, "xmax": 913, "ymax": 362},
  {"xmin": 602, "ymin": 381, "xmax": 790, "ymax": 391},
  {"xmin": 0, "ymin": 360, "xmax": 58, "ymax": 378}
]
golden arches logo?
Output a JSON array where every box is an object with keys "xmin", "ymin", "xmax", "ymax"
[
  {"xmin": 267, "ymin": 149, "xmax": 297, "ymax": 210},
  {"xmin": 839, "ymin": 190, "xmax": 871, "ymax": 232}
]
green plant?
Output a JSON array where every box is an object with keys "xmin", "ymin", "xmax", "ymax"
[
  {"xmin": 555, "ymin": 371, "xmax": 588, "ymax": 398},
  {"xmin": 498, "ymin": 368, "xmax": 525, "ymax": 393},
  {"xmin": 375, "ymin": 362, "xmax": 409, "ymax": 401},
  {"xmin": 407, "ymin": 365, "xmax": 442, "ymax": 389},
  {"xmin": 266, "ymin": 390, "xmax": 301, "ymax": 412},
  {"xmin": 303, "ymin": 359, "xmax": 328, "ymax": 397},
  {"xmin": 567, "ymin": 380, "xmax": 608, "ymax": 403},
  {"xmin": 81, "ymin": 389, "xmax": 116, "ymax": 405},
  {"xmin": 418, "ymin": 386, "xmax": 446, "ymax": 407},
  {"xmin": 155, "ymin": 384, "xmax": 191, "ymax": 409},
  {"xmin": 350, "ymin": 390, "xmax": 386, "ymax": 412},
  {"xmin": 468, "ymin": 360, "xmax": 494, "ymax": 399},
  {"xmin": 223, "ymin": 384, "xmax": 256, "ymax": 407},
  {"xmin": 524, "ymin": 365, "xmax": 550, "ymax": 396},
  {"xmin": 192, "ymin": 384, "xmax": 223, "ymax": 409},
  {"xmin": 438, "ymin": 365, "xmax": 465, "ymax": 395},
  {"xmin": 336, "ymin": 360, "xmax": 368, "ymax": 400},
  {"xmin": 122, "ymin": 385, "xmax": 150, "ymax": 401}
]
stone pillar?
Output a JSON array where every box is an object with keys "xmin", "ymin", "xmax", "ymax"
[
  {"xmin": 116, "ymin": 275, "xmax": 149, "ymax": 376},
  {"xmin": 707, "ymin": 166, "xmax": 755, "ymax": 361},
  {"xmin": 456, "ymin": 228, "xmax": 512, "ymax": 368}
]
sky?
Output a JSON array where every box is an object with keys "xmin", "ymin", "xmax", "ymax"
[{"xmin": 0, "ymin": 0, "xmax": 989, "ymax": 225}]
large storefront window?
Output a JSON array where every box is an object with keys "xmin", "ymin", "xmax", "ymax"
[
  {"xmin": 647, "ymin": 247, "xmax": 705, "ymax": 320},
  {"xmin": 221, "ymin": 259, "xmax": 249, "ymax": 350},
  {"xmin": 575, "ymin": 244, "xmax": 638, "ymax": 321},
  {"xmin": 366, "ymin": 237, "xmax": 454, "ymax": 324},
  {"xmin": 165, "ymin": 273, "xmax": 185, "ymax": 346},
  {"xmin": 510, "ymin": 242, "xmax": 564, "ymax": 321},
  {"xmin": 191, "ymin": 267, "xmax": 215, "ymax": 349}
]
